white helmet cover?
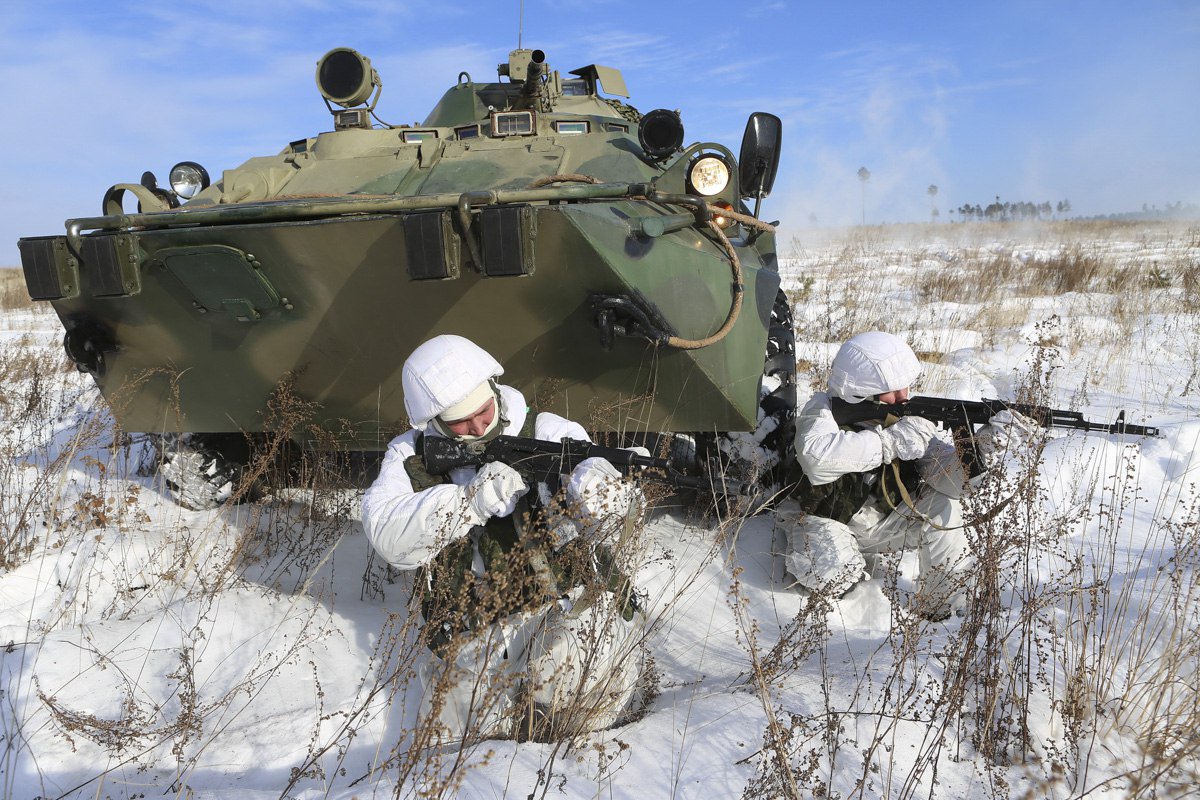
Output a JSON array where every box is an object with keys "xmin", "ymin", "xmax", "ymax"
[
  {"xmin": 827, "ymin": 331, "xmax": 921, "ymax": 404},
  {"xmin": 402, "ymin": 335, "xmax": 504, "ymax": 429}
]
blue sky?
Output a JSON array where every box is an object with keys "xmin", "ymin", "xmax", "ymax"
[{"xmin": 2, "ymin": 1, "xmax": 1197, "ymax": 265}]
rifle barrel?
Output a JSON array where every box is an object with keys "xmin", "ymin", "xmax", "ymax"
[{"xmin": 830, "ymin": 396, "xmax": 1159, "ymax": 437}]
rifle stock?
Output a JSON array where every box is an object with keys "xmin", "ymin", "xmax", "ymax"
[{"xmin": 830, "ymin": 396, "xmax": 1159, "ymax": 437}]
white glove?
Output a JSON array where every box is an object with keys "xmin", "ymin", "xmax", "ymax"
[
  {"xmin": 919, "ymin": 433, "xmax": 967, "ymax": 499},
  {"xmin": 976, "ymin": 409, "xmax": 1041, "ymax": 467},
  {"xmin": 566, "ymin": 457, "xmax": 641, "ymax": 520},
  {"xmin": 546, "ymin": 519, "xmax": 581, "ymax": 550},
  {"xmin": 467, "ymin": 461, "xmax": 528, "ymax": 520},
  {"xmin": 878, "ymin": 417, "xmax": 938, "ymax": 462},
  {"xmin": 988, "ymin": 409, "xmax": 1041, "ymax": 436}
]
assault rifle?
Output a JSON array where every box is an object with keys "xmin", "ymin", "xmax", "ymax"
[
  {"xmin": 422, "ymin": 434, "xmax": 749, "ymax": 496},
  {"xmin": 830, "ymin": 396, "xmax": 1160, "ymax": 438}
]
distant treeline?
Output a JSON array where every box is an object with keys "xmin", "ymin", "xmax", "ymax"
[
  {"xmin": 954, "ymin": 198, "xmax": 1071, "ymax": 222},
  {"xmin": 954, "ymin": 198, "xmax": 1198, "ymax": 223},
  {"xmin": 1079, "ymin": 201, "xmax": 1200, "ymax": 222}
]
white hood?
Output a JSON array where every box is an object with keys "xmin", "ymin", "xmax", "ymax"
[
  {"xmin": 827, "ymin": 331, "xmax": 921, "ymax": 403},
  {"xmin": 401, "ymin": 335, "xmax": 504, "ymax": 429}
]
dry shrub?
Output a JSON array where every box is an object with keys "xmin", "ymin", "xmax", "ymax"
[
  {"xmin": 917, "ymin": 250, "xmax": 1019, "ymax": 304},
  {"xmin": 1179, "ymin": 228, "xmax": 1200, "ymax": 310},
  {"xmin": 1057, "ymin": 499, "xmax": 1200, "ymax": 798},
  {"xmin": 0, "ymin": 268, "xmax": 33, "ymax": 311},
  {"xmin": 1182, "ymin": 261, "xmax": 1200, "ymax": 309},
  {"xmin": 192, "ymin": 375, "xmax": 372, "ymax": 591},
  {"xmin": 752, "ymin": 219, "xmax": 1200, "ymax": 799},
  {"xmin": 0, "ymin": 338, "xmax": 97, "ymax": 569},
  {"xmin": 1022, "ymin": 244, "xmax": 1103, "ymax": 295}
]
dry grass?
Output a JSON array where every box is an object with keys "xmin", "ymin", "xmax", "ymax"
[
  {"xmin": 3, "ymin": 219, "xmax": 1198, "ymax": 797},
  {"xmin": 0, "ymin": 337, "xmax": 680, "ymax": 798},
  {"xmin": 750, "ymin": 218, "xmax": 1200, "ymax": 798},
  {"xmin": 787, "ymin": 219, "xmax": 1200, "ymax": 386},
  {"xmin": 0, "ymin": 268, "xmax": 33, "ymax": 311}
]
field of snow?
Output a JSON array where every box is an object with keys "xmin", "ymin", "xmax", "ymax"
[{"xmin": 1, "ymin": 219, "xmax": 1198, "ymax": 799}]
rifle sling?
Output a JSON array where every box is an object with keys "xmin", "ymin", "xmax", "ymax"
[
  {"xmin": 880, "ymin": 460, "xmax": 1019, "ymax": 530},
  {"xmin": 879, "ymin": 460, "xmax": 959, "ymax": 531}
]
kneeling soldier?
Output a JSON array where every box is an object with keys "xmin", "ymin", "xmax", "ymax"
[
  {"xmin": 783, "ymin": 331, "xmax": 971, "ymax": 619},
  {"xmin": 362, "ymin": 335, "xmax": 648, "ymax": 742}
]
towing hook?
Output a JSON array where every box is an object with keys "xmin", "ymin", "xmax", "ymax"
[
  {"xmin": 590, "ymin": 295, "xmax": 672, "ymax": 348},
  {"xmin": 63, "ymin": 323, "xmax": 115, "ymax": 376}
]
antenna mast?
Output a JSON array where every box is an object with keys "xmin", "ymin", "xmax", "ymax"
[{"xmin": 518, "ymin": 0, "xmax": 524, "ymax": 49}]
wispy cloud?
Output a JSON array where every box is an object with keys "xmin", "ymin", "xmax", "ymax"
[{"xmin": 2, "ymin": 1, "xmax": 1198, "ymax": 264}]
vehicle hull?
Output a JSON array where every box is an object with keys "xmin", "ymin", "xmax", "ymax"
[{"xmin": 29, "ymin": 199, "xmax": 777, "ymax": 449}]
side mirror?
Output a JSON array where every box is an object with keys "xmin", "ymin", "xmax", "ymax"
[{"xmin": 738, "ymin": 112, "xmax": 782, "ymax": 201}]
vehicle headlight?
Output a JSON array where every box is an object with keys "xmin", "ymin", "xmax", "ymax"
[
  {"xmin": 169, "ymin": 161, "xmax": 211, "ymax": 200},
  {"xmin": 687, "ymin": 155, "xmax": 731, "ymax": 196},
  {"xmin": 316, "ymin": 48, "xmax": 377, "ymax": 108}
]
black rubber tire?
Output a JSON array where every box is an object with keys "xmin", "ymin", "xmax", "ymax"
[
  {"xmin": 762, "ymin": 286, "xmax": 799, "ymax": 487},
  {"xmin": 152, "ymin": 433, "xmax": 254, "ymax": 510},
  {"xmin": 697, "ymin": 288, "xmax": 797, "ymax": 510}
]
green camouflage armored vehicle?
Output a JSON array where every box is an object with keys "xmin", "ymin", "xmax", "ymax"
[{"xmin": 17, "ymin": 47, "xmax": 793, "ymax": 508}]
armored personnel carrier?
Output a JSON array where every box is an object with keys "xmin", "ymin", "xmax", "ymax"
[{"xmin": 17, "ymin": 47, "xmax": 793, "ymax": 507}]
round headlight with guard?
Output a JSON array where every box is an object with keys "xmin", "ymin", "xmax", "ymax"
[
  {"xmin": 687, "ymin": 155, "xmax": 731, "ymax": 196},
  {"xmin": 169, "ymin": 161, "xmax": 210, "ymax": 200}
]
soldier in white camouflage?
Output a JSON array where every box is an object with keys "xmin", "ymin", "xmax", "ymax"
[
  {"xmin": 781, "ymin": 331, "xmax": 973, "ymax": 619},
  {"xmin": 362, "ymin": 334, "xmax": 648, "ymax": 741}
]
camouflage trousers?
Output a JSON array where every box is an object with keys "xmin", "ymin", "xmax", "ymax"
[
  {"xmin": 783, "ymin": 445, "xmax": 973, "ymax": 616},
  {"xmin": 417, "ymin": 586, "xmax": 646, "ymax": 743}
]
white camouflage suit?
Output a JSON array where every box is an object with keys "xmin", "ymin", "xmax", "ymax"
[
  {"xmin": 784, "ymin": 332, "xmax": 972, "ymax": 617},
  {"xmin": 361, "ymin": 335, "xmax": 646, "ymax": 741}
]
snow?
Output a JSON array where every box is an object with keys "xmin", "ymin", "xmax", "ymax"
[{"xmin": 2, "ymin": 221, "xmax": 1199, "ymax": 798}]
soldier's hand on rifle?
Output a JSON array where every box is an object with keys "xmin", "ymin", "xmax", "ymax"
[
  {"xmin": 545, "ymin": 518, "xmax": 582, "ymax": 550},
  {"xmin": 977, "ymin": 409, "xmax": 1041, "ymax": 468},
  {"xmin": 567, "ymin": 457, "xmax": 642, "ymax": 521},
  {"xmin": 989, "ymin": 409, "xmax": 1040, "ymax": 435},
  {"xmin": 919, "ymin": 433, "xmax": 967, "ymax": 498},
  {"xmin": 467, "ymin": 461, "xmax": 528, "ymax": 520},
  {"xmin": 878, "ymin": 417, "xmax": 938, "ymax": 462}
]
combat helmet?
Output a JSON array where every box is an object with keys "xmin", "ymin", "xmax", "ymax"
[
  {"xmin": 827, "ymin": 331, "xmax": 921, "ymax": 404},
  {"xmin": 402, "ymin": 335, "xmax": 503, "ymax": 430}
]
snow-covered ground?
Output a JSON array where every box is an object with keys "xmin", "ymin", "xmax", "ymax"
[{"xmin": 1, "ymin": 220, "xmax": 1198, "ymax": 799}]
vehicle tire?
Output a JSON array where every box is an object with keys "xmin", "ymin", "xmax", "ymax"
[
  {"xmin": 151, "ymin": 433, "xmax": 255, "ymax": 510},
  {"xmin": 761, "ymin": 286, "xmax": 799, "ymax": 485},
  {"xmin": 700, "ymin": 288, "xmax": 797, "ymax": 510}
]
